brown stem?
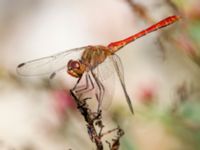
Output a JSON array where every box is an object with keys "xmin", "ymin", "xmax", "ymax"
[{"xmin": 70, "ymin": 89, "xmax": 124, "ymax": 150}]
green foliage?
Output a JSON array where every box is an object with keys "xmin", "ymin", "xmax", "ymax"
[{"xmin": 188, "ymin": 20, "xmax": 200, "ymax": 48}]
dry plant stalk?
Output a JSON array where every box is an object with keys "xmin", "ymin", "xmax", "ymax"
[
  {"xmin": 125, "ymin": 0, "xmax": 154, "ymax": 23},
  {"xmin": 70, "ymin": 89, "xmax": 124, "ymax": 150}
]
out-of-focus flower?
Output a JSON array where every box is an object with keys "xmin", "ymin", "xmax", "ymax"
[
  {"xmin": 135, "ymin": 81, "xmax": 158, "ymax": 103},
  {"xmin": 52, "ymin": 90, "xmax": 76, "ymax": 118}
]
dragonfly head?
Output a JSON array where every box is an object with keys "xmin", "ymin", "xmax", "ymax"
[{"xmin": 67, "ymin": 60, "xmax": 85, "ymax": 78}]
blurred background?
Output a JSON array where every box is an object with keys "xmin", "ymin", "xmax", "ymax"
[{"xmin": 0, "ymin": 0, "xmax": 200, "ymax": 149}]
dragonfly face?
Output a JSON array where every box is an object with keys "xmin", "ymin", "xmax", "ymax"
[{"xmin": 67, "ymin": 59, "xmax": 86, "ymax": 78}]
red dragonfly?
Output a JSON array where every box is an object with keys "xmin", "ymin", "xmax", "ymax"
[{"xmin": 17, "ymin": 15, "xmax": 180, "ymax": 114}]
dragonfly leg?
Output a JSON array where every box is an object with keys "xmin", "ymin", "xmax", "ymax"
[
  {"xmin": 72, "ymin": 76, "xmax": 82, "ymax": 91},
  {"xmin": 71, "ymin": 75, "xmax": 87, "ymax": 100},
  {"xmin": 71, "ymin": 72, "xmax": 96, "ymax": 103},
  {"xmin": 72, "ymin": 70, "xmax": 105, "ymax": 112},
  {"xmin": 73, "ymin": 73, "xmax": 89, "ymax": 92},
  {"xmin": 75, "ymin": 73, "xmax": 95, "ymax": 97},
  {"xmin": 75, "ymin": 73, "xmax": 94, "ymax": 94},
  {"xmin": 91, "ymin": 71, "xmax": 105, "ymax": 112}
]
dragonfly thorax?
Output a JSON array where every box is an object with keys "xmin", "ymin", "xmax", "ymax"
[
  {"xmin": 81, "ymin": 45, "xmax": 112, "ymax": 69},
  {"xmin": 67, "ymin": 60, "xmax": 86, "ymax": 78}
]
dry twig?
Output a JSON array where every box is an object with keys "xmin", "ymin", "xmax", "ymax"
[{"xmin": 70, "ymin": 89, "xmax": 124, "ymax": 150}]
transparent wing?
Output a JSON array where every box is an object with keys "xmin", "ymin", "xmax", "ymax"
[
  {"xmin": 93, "ymin": 57, "xmax": 116, "ymax": 110},
  {"xmin": 16, "ymin": 46, "xmax": 86, "ymax": 77},
  {"xmin": 110, "ymin": 54, "xmax": 134, "ymax": 114}
]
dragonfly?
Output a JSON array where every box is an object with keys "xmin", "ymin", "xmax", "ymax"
[{"xmin": 17, "ymin": 15, "xmax": 180, "ymax": 114}]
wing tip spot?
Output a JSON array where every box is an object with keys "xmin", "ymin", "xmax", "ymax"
[
  {"xmin": 17, "ymin": 63, "xmax": 26, "ymax": 68},
  {"xmin": 49, "ymin": 72, "xmax": 56, "ymax": 79}
]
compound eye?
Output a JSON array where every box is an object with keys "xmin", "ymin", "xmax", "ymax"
[{"xmin": 68, "ymin": 60, "xmax": 80, "ymax": 70}]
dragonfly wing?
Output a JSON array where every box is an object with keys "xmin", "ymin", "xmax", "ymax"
[
  {"xmin": 93, "ymin": 57, "xmax": 116, "ymax": 110},
  {"xmin": 109, "ymin": 54, "xmax": 134, "ymax": 114},
  {"xmin": 17, "ymin": 46, "xmax": 86, "ymax": 77}
]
